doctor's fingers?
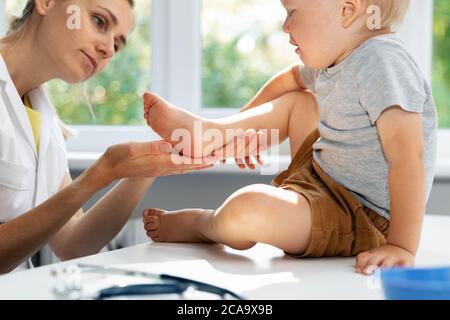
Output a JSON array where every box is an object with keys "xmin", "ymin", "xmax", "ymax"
[
  {"xmin": 167, "ymin": 153, "xmax": 218, "ymax": 166},
  {"xmin": 169, "ymin": 159, "xmax": 216, "ymax": 172},
  {"xmin": 109, "ymin": 141, "xmax": 172, "ymax": 158},
  {"xmin": 154, "ymin": 156, "xmax": 215, "ymax": 174},
  {"xmin": 122, "ymin": 155, "xmax": 210, "ymax": 178},
  {"xmin": 128, "ymin": 141, "xmax": 173, "ymax": 156}
]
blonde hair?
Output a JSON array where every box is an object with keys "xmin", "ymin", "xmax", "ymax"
[
  {"xmin": 364, "ymin": 0, "xmax": 411, "ymax": 31},
  {"xmin": 7, "ymin": 0, "xmax": 135, "ymax": 36}
]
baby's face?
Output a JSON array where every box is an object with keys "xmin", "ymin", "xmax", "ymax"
[{"xmin": 281, "ymin": 0, "xmax": 359, "ymax": 68}]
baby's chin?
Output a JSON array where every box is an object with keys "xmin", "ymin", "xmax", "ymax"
[
  {"xmin": 301, "ymin": 55, "xmax": 339, "ymax": 69},
  {"xmin": 300, "ymin": 58, "xmax": 326, "ymax": 69}
]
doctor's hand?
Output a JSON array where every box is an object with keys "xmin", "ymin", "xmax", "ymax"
[{"xmin": 95, "ymin": 140, "xmax": 216, "ymax": 185}]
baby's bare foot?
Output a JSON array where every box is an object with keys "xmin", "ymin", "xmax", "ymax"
[
  {"xmin": 144, "ymin": 92, "xmax": 221, "ymax": 158},
  {"xmin": 143, "ymin": 208, "xmax": 215, "ymax": 243}
]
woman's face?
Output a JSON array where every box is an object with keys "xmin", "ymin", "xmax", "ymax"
[{"xmin": 37, "ymin": 0, "xmax": 134, "ymax": 83}]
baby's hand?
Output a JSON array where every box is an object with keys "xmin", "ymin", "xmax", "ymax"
[
  {"xmin": 215, "ymin": 129, "xmax": 268, "ymax": 170},
  {"xmin": 355, "ymin": 244, "xmax": 415, "ymax": 275},
  {"xmin": 232, "ymin": 130, "xmax": 267, "ymax": 170}
]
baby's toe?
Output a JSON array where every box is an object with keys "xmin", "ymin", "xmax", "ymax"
[
  {"xmin": 147, "ymin": 230, "xmax": 160, "ymax": 241},
  {"xmin": 143, "ymin": 208, "xmax": 165, "ymax": 221},
  {"xmin": 144, "ymin": 216, "xmax": 160, "ymax": 231}
]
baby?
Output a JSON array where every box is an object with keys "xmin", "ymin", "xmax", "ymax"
[{"xmin": 142, "ymin": 0, "xmax": 437, "ymax": 275}]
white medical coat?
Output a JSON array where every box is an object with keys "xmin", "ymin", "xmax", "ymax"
[{"xmin": 0, "ymin": 54, "xmax": 69, "ymax": 271}]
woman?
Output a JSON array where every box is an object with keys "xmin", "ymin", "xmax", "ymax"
[{"xmin": 0, "ymin": 0, "xmax": 213, "ymax": 273}]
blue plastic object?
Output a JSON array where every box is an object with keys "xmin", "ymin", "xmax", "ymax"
[{"xmin": 381, "ymin": 266, "xmax": 450, "ymax": 300}]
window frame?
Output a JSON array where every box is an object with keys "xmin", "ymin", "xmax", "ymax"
[
  {"xmin": 0, "ymin": 1, "xmax": 5, "ymax": 36},
  {"xmin": 1, "ymin": 0, "xmax": 449, "ymax": 176}
]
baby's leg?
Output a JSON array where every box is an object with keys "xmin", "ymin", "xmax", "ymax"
[
  {"xmin": 144, "ymin": 91, "xmax": 318, "ymax": 158},
  {"xmin": 144, "ymin": 184, "xmax": 312, "ymax": 254}
]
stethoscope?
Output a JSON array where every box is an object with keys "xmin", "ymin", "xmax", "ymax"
[{"xmin": 52, "ymin": 263, "xmax": 245, "ymax": 300}]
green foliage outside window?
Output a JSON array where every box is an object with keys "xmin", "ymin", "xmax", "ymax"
[
  {"xmin": 433, "ymin": 0, "xmax": 450, "ymax": 128},
  {"xmin": 202, "ymin": 0, "xmax": 297, "ymax": 109}
]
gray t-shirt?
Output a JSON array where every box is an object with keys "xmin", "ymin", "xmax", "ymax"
[{"xmin": 301, "ymin": 34, "xmax": 437, "ymax": 220}]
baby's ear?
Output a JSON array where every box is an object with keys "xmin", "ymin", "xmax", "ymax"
[{"xmin": 340, "ymin": 0, "xmax": 364, "ymax": 28}]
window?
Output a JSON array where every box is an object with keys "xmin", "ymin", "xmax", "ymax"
[
  {"xmin": 202, "ymin": 0, "xmax": 297, "ymax": 109},
  {"xmin": 3, "ymin": 0, "xmax": 151, "ymax": 126},
  {"xmin": 1, "ymin": 0, "xmax": 448, "ymax": 162},
  {"xmin": 433, "ymin": 0, "xmax": 450, "ymax": 128}
]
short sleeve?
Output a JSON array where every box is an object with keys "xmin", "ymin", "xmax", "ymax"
[
  {"xmin": 357, "ymin": 42, "xmax": 427, "ymax": 126},
  {"xmin": 300, "ymin": 64, "xmax": 320, "ymax": 92}
]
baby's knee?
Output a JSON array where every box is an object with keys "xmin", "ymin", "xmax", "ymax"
[
  {"xmin": 219, "ymin": 185, "xmax": 273, "ymax": 224},
  {"xmin": 230, "ymin": 184, "xmax": 273, "ymax": 206}
]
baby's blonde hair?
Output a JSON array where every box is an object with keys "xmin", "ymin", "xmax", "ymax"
[{"xmin": 364, "ymin": 0, "xmax": 411, "ymax": 31}]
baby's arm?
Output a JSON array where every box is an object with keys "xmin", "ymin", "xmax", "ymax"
[
  {"xmin": 355, "ymin": 106, "xmax": 425, "ymax": 275},
  {"xmin": 241, "ymin": 62, "xmax": 306, "ymax": 112}
]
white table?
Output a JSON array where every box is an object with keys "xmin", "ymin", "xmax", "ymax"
[{"xmin": 0, "ymin": 215, "xmax": 449, "ymax": 300}]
